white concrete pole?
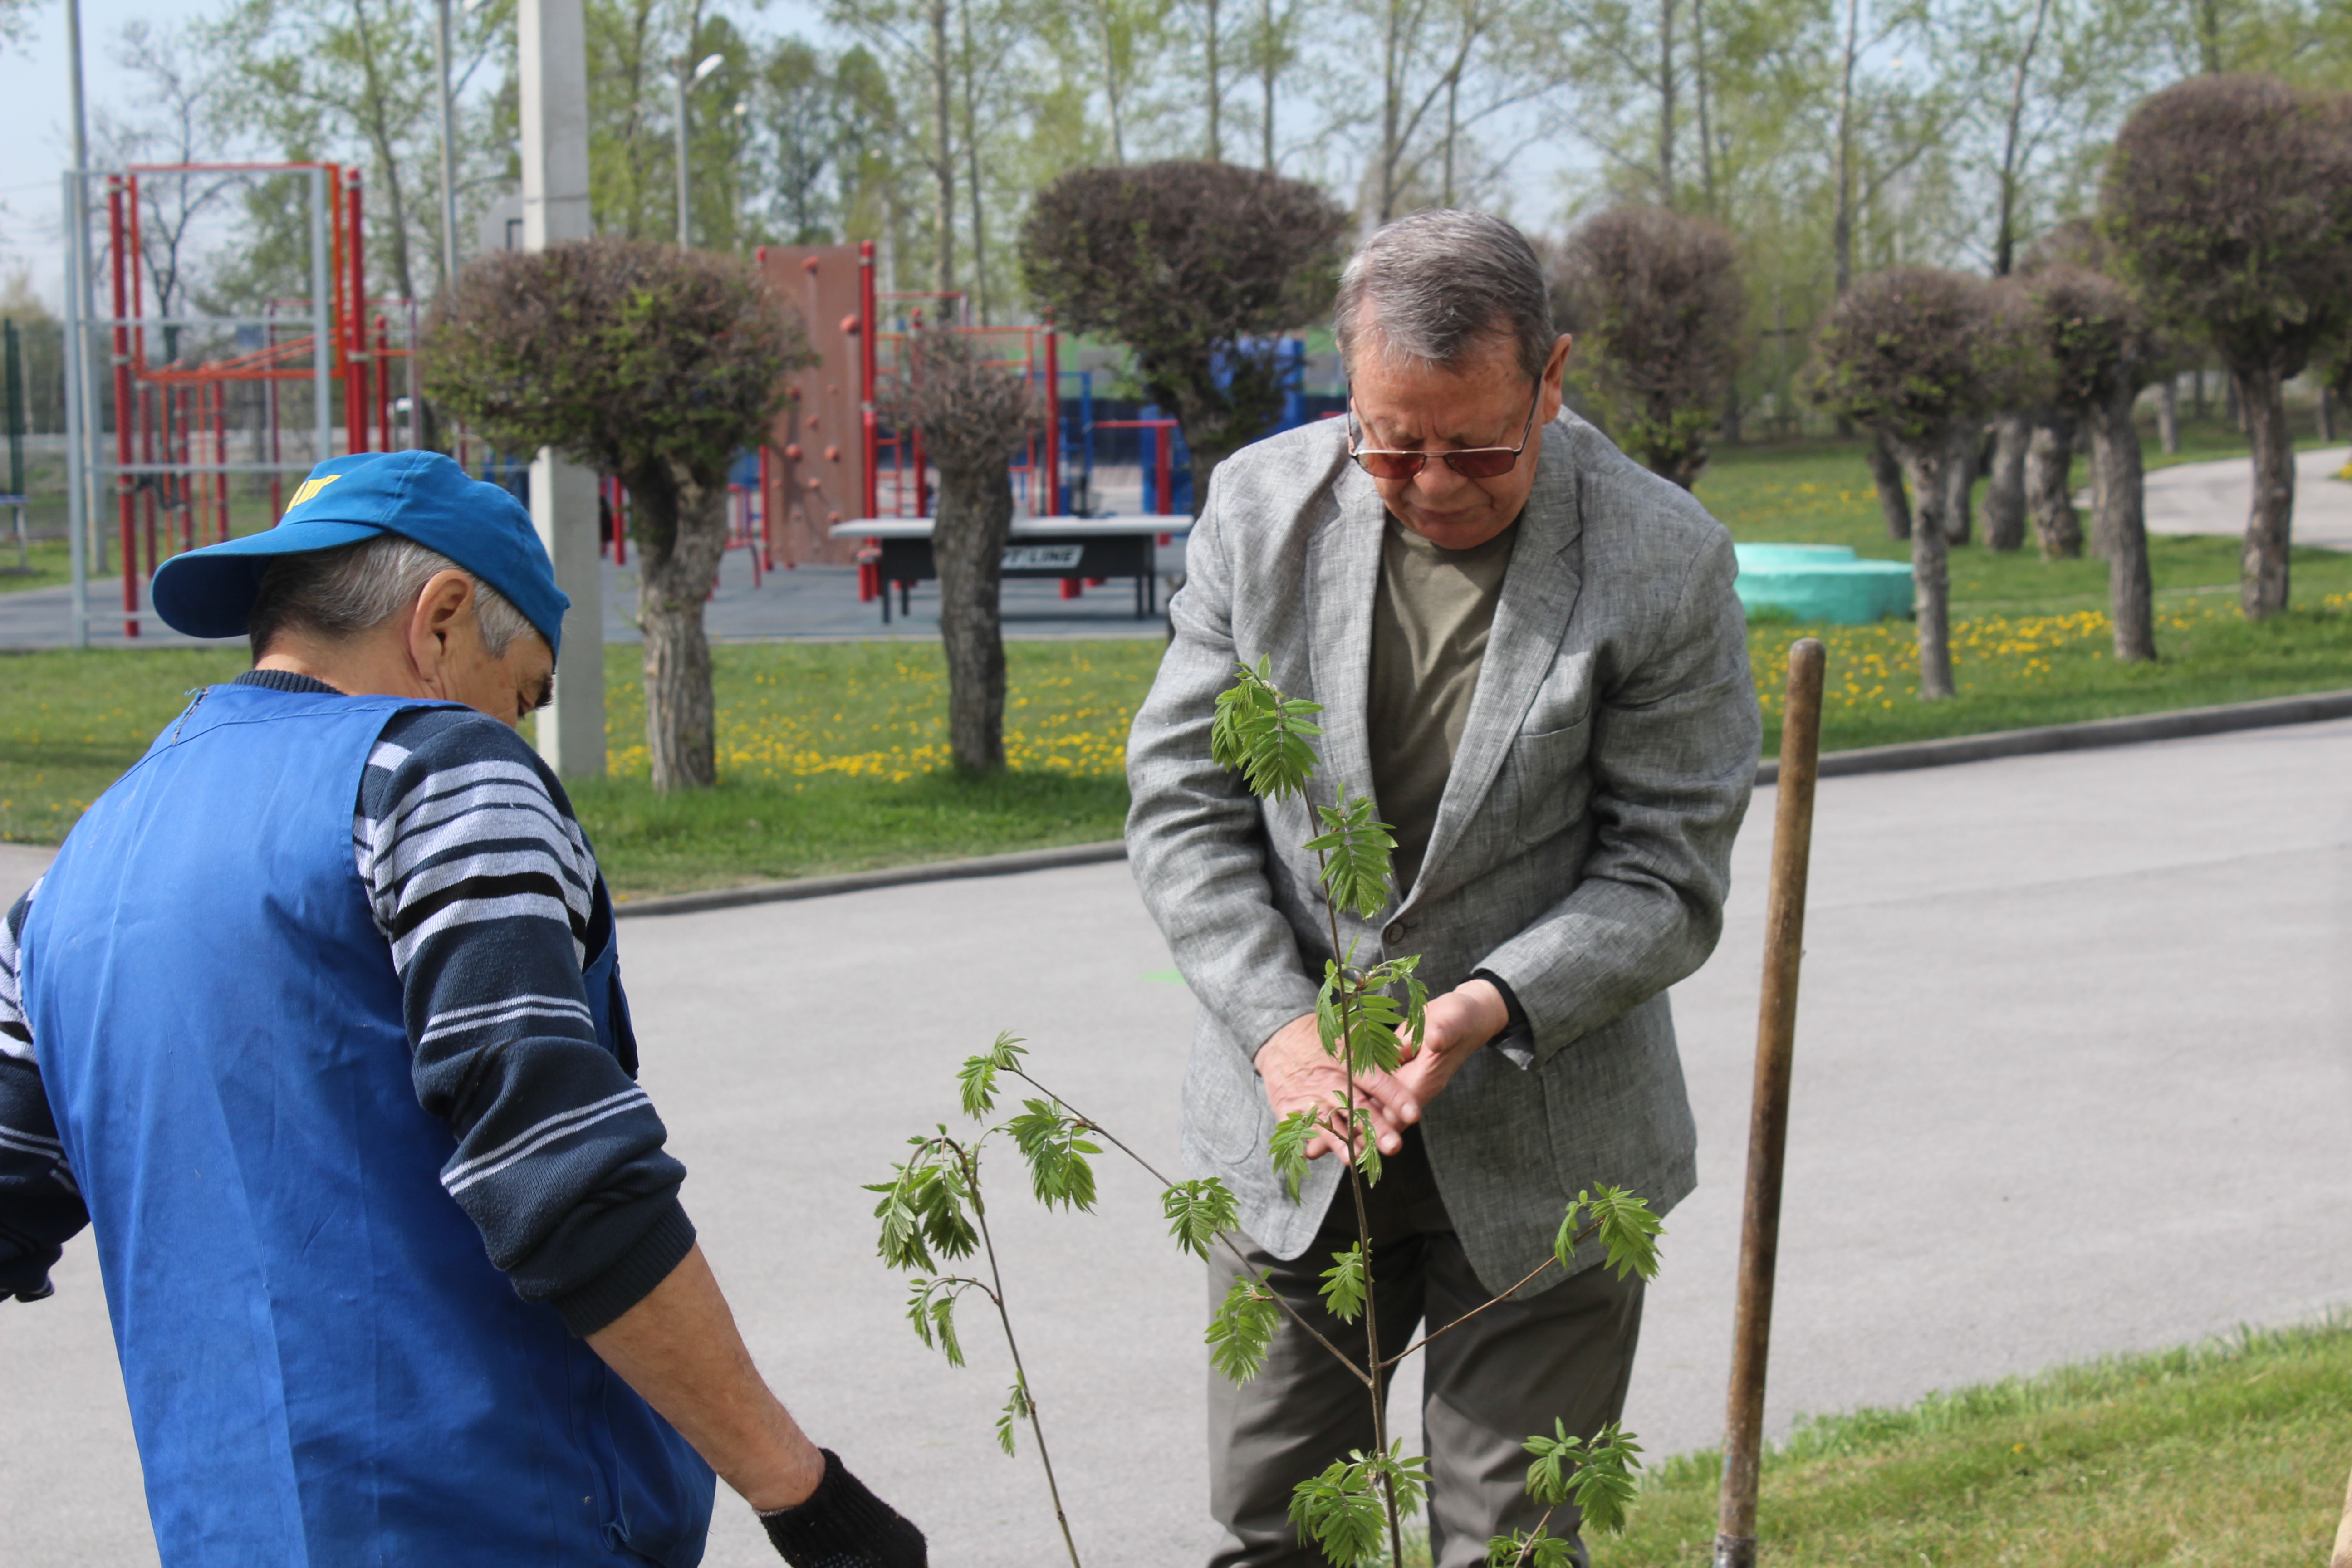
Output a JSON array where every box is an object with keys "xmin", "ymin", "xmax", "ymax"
[{"xmin": 519, "ymin": 0, "xmax": 605, "ymax": 780}]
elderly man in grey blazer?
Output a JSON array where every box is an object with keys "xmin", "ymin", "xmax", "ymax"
[{"xmin": 1125, "ymin": 210, "xmax": 1758, "ymax": 1568}]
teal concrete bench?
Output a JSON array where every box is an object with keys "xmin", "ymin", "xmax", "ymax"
[{"xmin": 1733, "ymin": 544, "xmax": 1913, "ymax": 625}]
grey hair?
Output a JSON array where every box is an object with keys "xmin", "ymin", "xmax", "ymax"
[
  {"xmin": 1334, "ymin": 210, "xmax": 1556, "ymax": 384},
  {"xmin": 248, "ymin": 534, "xmax": 535, "ymax": 659}
]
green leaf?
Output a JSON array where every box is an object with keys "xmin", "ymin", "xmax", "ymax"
[
  {"xmin": 1318, "ymin": 1241, "xmax": 1367, "ymax": 1323},
  {"xmin": 956, "ymin": 1031, "xmax": 1027, "ymax": 1120},
  {"xmin": 1563, "ymin": 1422, "xmax": 1644, "ymax": 1536},
  {"xmin": 904, "ymin": 1277, "xmax": 972, "ymax": 1367},
  {"xmin": 1351, "ymin": 1108, "xmax": 1383, "ymax": 1187},
  {"xmin": 1484, "ymin": 1527, "xmax": 1580, "ymax": 1568},
  {"xmin": 1287, "ymin": 1444, "xmax": 1425, "ymax": 1565},
  {"xmin": 1207, "ymin": 1269, "xmax": 1283, "ymax": 1383},
  {"xmin": 1315, "ymin": 977, "xmax": 1345, "ymax": 1057},
  {"xmin": 1162, "ymin": 1177, "xmax": 1240, "ymax": 1260},
  {"xmin": 996, "ymin": 1375, "xmax": 1032, "ymax": 1457},
  {"xmin": 1269, "ymin": 1109, "xmax": 1319, "ymax": 1202},
  {"xmin": 1583, "ymin": 1185, "xmax": 1665, "ymax": 1281},
  {"xmin": 1521, "ymin": 1418, "xmax": 1578, "ymax": 1507},
  {"xmin": 1286, "ymin": 1455, "xmax": 1387, "ymax": 1566},
  {"xmin": 867, "ymin": 1134, "xmax": 977, "ymax": 1272},
  {"xmin": 1008, "ymin": 1098, "xmax": 1102, "ymax": 1212},
  {"xmin": 1303, "ymin": 787, "xmax": 1396, "ymax": 920},
  {"xmin": 1552, "ymin": 1196, "xmax": 1588, "ymax": 1271},
  {"xmin": 1210, "ymin": 658, "xmax": 1325, "ymax": 804}
]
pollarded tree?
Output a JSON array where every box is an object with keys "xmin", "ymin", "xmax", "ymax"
[
  {"xmin": 424, "ymin": 238, "xmax": 811, "ymax": 790},
  {"xmin": 1809, "ymin": 268, "xmax": 2025, "ymax": 701},
  {"xmin": 2027, "ymin": 264, "xmax": 2161, "ymax": 662},
  {"xmin": 1552, "ymin": 206, "xmax": 1746, "ymax": 490},
  {"xmin": 878, "ymin": 330, "xmax": 1041, "ymax": 775},
  {"xmin": 2102, "ymin": 74, "xmax": 2352, "ymax": 619},
  {"xmin": 1020, "ymin": 161, "xmax": 1348, "ymax": 501}
]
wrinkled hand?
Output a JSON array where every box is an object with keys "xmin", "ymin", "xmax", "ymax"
[
  {"xmin": 1254, "ymin": 1011, "xmax": 1421, "ymax": 1159},
  {"xmin": 1391, "ymin": 979, "xmax": 1511, "ymax": 1109}
]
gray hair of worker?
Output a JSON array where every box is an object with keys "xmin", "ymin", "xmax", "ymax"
[
  {"xmin": 1333, "ymin": 210, "xmax": 1556, "ymax": 385},
  {"xmin": 248, "ymin": 534, "xmax": 535, "ymax": 660}
]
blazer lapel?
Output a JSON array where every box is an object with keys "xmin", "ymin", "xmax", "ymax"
[
  {"xmin": 1307, "ymin": 467, "xmax": 1387, "ymax": 820},
  {"xmin": 1406, "ymin": 421, "xmax": 1586, "ymax": 908}
]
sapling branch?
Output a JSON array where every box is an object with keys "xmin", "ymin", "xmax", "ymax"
[{"xmin": 948, "ymin": 1139, "xmax": 1083, "ymax": 1568}]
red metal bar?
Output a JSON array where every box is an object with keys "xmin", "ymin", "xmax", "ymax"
[
  {"xmin": 758, "ymin": 444, "xmax": 774, "ymax": 568},
  {"xmin": 859, "ymin": 240, "xmax": 878, "ymax": 519},
  {"xmin": 141, "ymin": 387, "xmax": 158, "ymax": 581},
  {"xmin": 345, "ymin": 172, "xmax": 369, "ymax": 453},
  {"xmin": 372, "ymin": 314, "xmax": 392, "ymax": 453},
  {"xmin": 1043, "ymin": 318, "xmax": 1060, "ymax": 517},
  {"xmin": 214, "ymin": 383, "xmax": 231, "ymax": 542}
]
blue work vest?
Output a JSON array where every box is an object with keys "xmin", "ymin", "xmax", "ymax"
[{"xmin": 20, "ymin": 682, "xmax": 715, "ymax": 1567}]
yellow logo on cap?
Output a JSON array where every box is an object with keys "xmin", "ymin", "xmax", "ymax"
[{"xmin": 286, "ymin": 474, "xmax": 343, "ymax": 512}]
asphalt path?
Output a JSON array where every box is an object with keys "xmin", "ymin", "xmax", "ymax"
[
  {"xmin": 2141, "ymin": 443, "xmax": 2352, "ymax": 549},
  {"xmin": 0, "ymin": 534, "xmax": 1192, "ymax": 651},
  {"xmin": 3, "ymin": 716, "xmax": 2349, "ymax": 1566}
]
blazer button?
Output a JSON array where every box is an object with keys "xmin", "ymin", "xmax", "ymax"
[{"xmin": 1384, "ymin": 921, "xmax": 1406, "ymax": 944}]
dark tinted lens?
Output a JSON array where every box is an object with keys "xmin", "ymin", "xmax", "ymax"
[
  {"xmin": 1444, "ymin": 447, "xmax": 1519, "ymax": 479},
  {"xmin": 1355, "ymin": 451, "xmax": 1427, "ymax": 481}
]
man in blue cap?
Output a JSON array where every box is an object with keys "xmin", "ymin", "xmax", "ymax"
[{"xmin": 0, "ymin": 451, "xmax": 925, "ymax": 1567}]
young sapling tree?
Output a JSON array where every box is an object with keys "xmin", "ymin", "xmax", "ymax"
[{"xmin": 869, "ymin": 660, "xmax": 1664, "ymax": 1568}]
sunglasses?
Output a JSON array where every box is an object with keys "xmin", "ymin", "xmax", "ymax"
[{"xmin": 1347, "ymin": 384, "xmax": 1541, "ymax": 482}]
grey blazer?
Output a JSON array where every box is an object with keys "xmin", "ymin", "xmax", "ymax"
[{"xmin": 1124, "ymin": 410, "xmax": 1759, "ymax": 1298}]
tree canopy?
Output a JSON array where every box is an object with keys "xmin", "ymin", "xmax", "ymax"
[
  {"xmin": 1553, "ymin": 205, "xmax": 1745, "ymax": 489},
  {"xmin": 1020, "ymin": 160, "xmax": 1347, "ymax": 494}
]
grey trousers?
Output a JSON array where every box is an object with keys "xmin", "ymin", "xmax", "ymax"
[{"xmin": 1204, "ymin": 1131, "xmax": 1645, "ymax": 1568}]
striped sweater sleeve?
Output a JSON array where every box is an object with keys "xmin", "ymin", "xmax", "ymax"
[
  {"xmin": 358, "ymin": 705, "xmax": 694, "ymax": 1336},
  {"xmin": 0, "ymin": 883, "xmax": 88, "ymax": 1303}
]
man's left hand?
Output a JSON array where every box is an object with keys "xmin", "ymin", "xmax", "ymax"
[{"xmin": 1392, "ymin": 978, "xmax": 1511, "ymax": 1108}]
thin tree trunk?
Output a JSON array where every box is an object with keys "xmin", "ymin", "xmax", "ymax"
[
  {"xmin": 2087, "ymin": 386, "xmax": 2155, "ymax": 661},
  {"xmin": 633, "ymin": 461, "xmax": 728, "ymax": 789},
  {"xmin": 2026, "ymin": 412, "xmax": 2082, "ymax": 559},
  {"xmin": 1868, "ymin": 429, "xmax": 1911, "ymax": 539},
  {"xmin": 2319, "ymin": 386, "xmax": 2335, "ymax": 443},
  {"xmin": 1984, "ymin": 411, "xmax": 2029, "ymax": 551},
  {"xmin": 1658, "ymin": 0, "xmax": 1676, "ymax": 206},
  {"xmin": 2192, "ymin": 367, "xmax": 2207, "ymax": 421},
  {"xmin": 1205, "ymin": 0, "xmax": 1222, "ymax": 161},
  {"xmin": 934, "ymin": 464, "xmax": 1013, "ymax": 772},
  {"xmin": 1941, "ymin": 421, "xmax": 1977, "ymax": 545},
  {"xmin": 2237, "ymin": 362, "xmax": 2293, "ymax": 618},
  {"xmin": 931, "ymin": 0, "xmax": 956, "ymax": 297},
  {"xmin": 1695, "ymin": 0, "xmax": 1715, "ymax": 212},
  {"xmin": 1896, "ymin": 439, "xmax": 1955, "ymax": 701},
  {"xmin": 2157, "ymin": 378, "xmax": 2179, "ymax": 453},
  {"xmin": 1259, "ymin": 0, "xmax": 1276, "ymax": 170},
  {"xmin": 958, "ymin": 0, "xmax": 987, "ymax": 321}
]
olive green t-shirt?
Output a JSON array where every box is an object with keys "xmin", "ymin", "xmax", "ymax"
[{"xmin": 1367, "ymin": 511, "xmax": 1519, "ymax": 894}]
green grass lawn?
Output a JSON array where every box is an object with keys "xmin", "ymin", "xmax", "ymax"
[
  {"xmin": 5, "ymin": 426, "xmax": 2351, "ymax": 895},
  {"xmin": 1393, "ymin": 1320, "xmax": 2352, "ymax": 1566},
  {"xmin": 1589, "ymin": 1320, "xmax": 2352, "ymax": 1567}
]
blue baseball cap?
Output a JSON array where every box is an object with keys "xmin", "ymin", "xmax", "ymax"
[{"xmin": 150, "ymin": 450, "xmax": 570, "ymax": 657}]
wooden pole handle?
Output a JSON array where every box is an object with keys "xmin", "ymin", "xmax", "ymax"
[{"xmin": 1713, "ymin": 637, "xmax": 1827, "ymax": 1568}]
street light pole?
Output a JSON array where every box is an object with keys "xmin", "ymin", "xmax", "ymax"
[{"xmin": 674, "ymin": 51, "xmax": 724, "ymax": 246}]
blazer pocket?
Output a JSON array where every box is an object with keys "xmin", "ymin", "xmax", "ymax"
[{"xmin": 1506, "ymin": 716, "xmax": 1593, "ymax": 846}]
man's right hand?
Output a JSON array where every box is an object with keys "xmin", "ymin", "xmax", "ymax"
[
  {"xmin": 1254, "ymin": 1012, "xmax": 1421, "ymax": 1160},
  {"xmin": 759, "ymin": 1450, "xmax": 927, "ymax": 1567}
]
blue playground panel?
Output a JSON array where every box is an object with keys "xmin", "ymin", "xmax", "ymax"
[{"xmin": 1734, "ymin": 544, "xmax": 1913, "ymax": 624}]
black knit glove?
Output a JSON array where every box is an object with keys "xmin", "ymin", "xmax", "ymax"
[{"xmin": 758, "ymin": 1450, "xmax": 927, "ymax": 1568}]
